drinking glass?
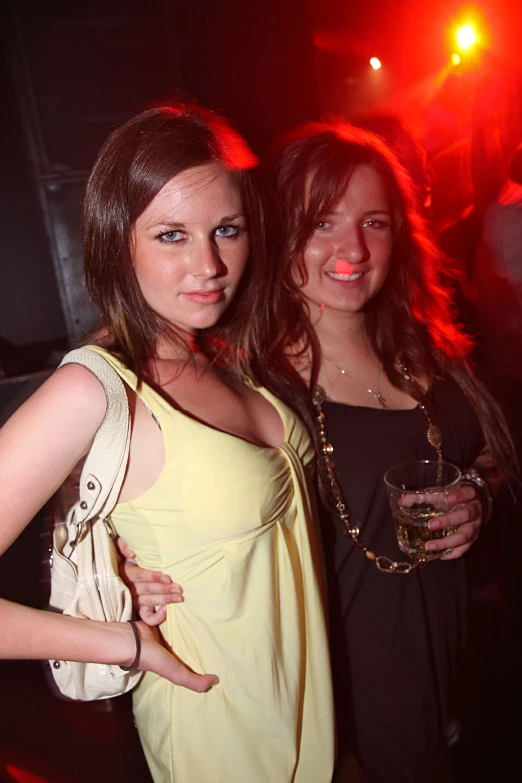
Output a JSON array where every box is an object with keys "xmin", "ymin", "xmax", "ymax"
[{"xmin": 384, "ymin": 460, "xmax": 461, "ymax": 559}]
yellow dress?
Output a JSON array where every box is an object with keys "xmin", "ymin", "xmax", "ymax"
[{"xmin": 90, "ymin": 348, "xmax": 334, "ymax": 783}]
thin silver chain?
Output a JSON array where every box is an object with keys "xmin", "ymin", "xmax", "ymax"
[{"xmin": 325, "ymin": 357, "xmax": 389, "ymax": 410}]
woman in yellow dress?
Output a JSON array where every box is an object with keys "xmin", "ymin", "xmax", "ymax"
[{"xmin": 0, "ymin": 106, "xmax": 334, "ymax": 782}]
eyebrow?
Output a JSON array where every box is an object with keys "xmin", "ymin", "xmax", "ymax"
[
  {"xmin": 154, "ymin": 212, "xmax": 246, "ymax": 229},
  {"xmin": 323, "ymin": 208, "xmax": 391, "ymax": 217}
]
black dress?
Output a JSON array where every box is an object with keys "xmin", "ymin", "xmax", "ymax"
[{"xmin": 321, "ymin": 380, "xmax": 481, "ymax": 783}]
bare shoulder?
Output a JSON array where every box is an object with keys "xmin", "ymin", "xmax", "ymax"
[
  {"xmin": 53, "ymin": 362, "xmax": 108, "ymax": 405},
  {"xmin": 36, "ymin": 362, "xmax": 107, "ymax": 418},
  {"xmin": 0, "ymin": 362, "xmax": 108, "ymax": 447}
]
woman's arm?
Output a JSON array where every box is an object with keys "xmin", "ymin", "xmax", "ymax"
[
  {"xmin": 0, "ymin": 365, "xmax": 218, "ymax": 690},
  {"xmin": 0, "ymin": 363, "xmax": 106, "ymax": 555},
  {"xmin": 0, "ymin": 599, "xmax": 217, "ymax": 690}
]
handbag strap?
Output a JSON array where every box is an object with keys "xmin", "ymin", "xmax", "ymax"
[{"xmin": 59, "ymin": 348, "xmax": 131, "ymax": 528}]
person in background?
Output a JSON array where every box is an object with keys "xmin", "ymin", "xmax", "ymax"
[{"xmin": 472, "ymin": 142, "xmax": 522, "ymax": 386}]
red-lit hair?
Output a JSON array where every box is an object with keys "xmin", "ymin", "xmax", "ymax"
[{"xmin": 263, "ymin": 121, "xmax": 516, "ymax": 482}]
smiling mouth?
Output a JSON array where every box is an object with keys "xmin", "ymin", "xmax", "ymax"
[{"xmin": 326, "ymin": 271, "xmax": 363, "ymax": 282}]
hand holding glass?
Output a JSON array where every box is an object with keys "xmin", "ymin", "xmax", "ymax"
[{"xmin": 384, "ymin": 460, "xmax": 462, "ymax": 559}]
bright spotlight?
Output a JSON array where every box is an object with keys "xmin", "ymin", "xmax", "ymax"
[
  {"xmin": 369, "ymin": 57, "xmax": 382, "ymax": 70},
  {"xmin": 457, "ymin": 24, "xmax": 477, "ymax": 50},
  {"xmin": 451, "ymin": 52, "xmax": 461, "ymax": 65}
]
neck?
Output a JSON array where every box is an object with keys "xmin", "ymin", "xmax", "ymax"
[
  {"xmin": 309, "ymin": 302, "xmax": 368, "ymax": 357},
  {"xmin": 155, "ymin": 329, "xmax": 203, "ymax": 362}
]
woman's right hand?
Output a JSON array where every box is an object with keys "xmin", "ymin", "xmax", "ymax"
[
  {"xmin": 136, "ymin": 621, "xmax": 219, "ymax": 692},
  {"xmin": 117, "ymin": 538, "xmax": 183, "ymax": 626}
]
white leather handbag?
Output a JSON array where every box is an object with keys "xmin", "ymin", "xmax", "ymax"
[{"xmin": 48, "ymin": 347, "xmax": 143, "ymax": 700}]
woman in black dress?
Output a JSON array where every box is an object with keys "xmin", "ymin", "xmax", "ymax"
[{"xmin": 264, "ymin": 122, "xmax": 516, "ymax": 782}]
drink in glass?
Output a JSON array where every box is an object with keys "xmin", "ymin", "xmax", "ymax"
[{"xmin": 384, "ymin": 460, "xmax": 461, "ymax": 559}]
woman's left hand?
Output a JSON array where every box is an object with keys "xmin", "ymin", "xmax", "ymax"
[{"xmin": 424, "ymin": 484, "xmax": 483, "ymax": 559}]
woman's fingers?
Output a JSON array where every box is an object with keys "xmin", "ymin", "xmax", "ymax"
[
  {"xmin": 137, "ymin": 623, "xmax": 219, "ymax": 693},
  {"xmin": 445, "ymin": 484, "xmax": 478, "ymax": 507},
  {"xmin": 398, "ymin": 484, "xmax": 478, "ymax": 511},
  {"xmin": 116, "ymin": 538, "xmax": 183, "ymax": 597},
  {"xmin": 115, "ymin": 541, "xmax": 184, "ymax": 622},
  {"xmin": 116, "ymin": 536, "xmax": 136, "ymax": 561},
  {"xmin": 120, "ymin": 560, "xmax": 183, "ymax": 600},
  {"xmin": 139, "ymin": 606, "xmax": 168, "ymax": 626},
  {"xmin": 422, "ymin": 486, "xmax": 483, "ymax": 560},
  {"xmin": 424, "ymin": 521, "xmax": 480, "ymax": 558},
  {"xmin": 121, "ymin": 561, "xmax": 183, "ymax": 621},
  {"xmin": 429, "ymin": 499, "xmax": 482, "ymax": 530}
]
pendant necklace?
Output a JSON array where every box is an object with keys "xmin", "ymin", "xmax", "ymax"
[{"xmin": 325, "ymin": 356, "xmax": 389, "ymax": 410}]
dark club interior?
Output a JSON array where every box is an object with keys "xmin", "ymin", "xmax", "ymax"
[{"xmin": 1, "ymin": 1, "xmax": 521, "ymax": 781}]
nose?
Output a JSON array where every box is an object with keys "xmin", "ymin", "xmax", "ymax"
[
  {"xmin": 335, "ymin": 226, "xmax": 369, "ymax": 265},
  {"xmin": 191, "ymin": 238, "xmax": 224, "ymax": 278}
]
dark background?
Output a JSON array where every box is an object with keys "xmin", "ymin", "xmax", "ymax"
[
  {"xmin": 1, "ymin": 0, "xmax": 522, "ymax": 351},
  {"xmin": 0, "ymin": 0, "xmax": 319, "ymax": 351}
]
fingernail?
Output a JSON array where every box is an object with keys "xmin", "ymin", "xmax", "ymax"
[
  {"xmin": 425, "ymin": 542, "xmax": 436, "ymax": 551},
  {"xmin": 428, "ymin": 520, "xmax": 439, "ymax": 530},
  {"xmin": 173, "ymin": 595, "xmax": 184, "ymax": 603}
]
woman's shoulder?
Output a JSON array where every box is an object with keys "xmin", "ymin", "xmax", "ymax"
[
  {"xmin": 0, "ymin": 357, "xmax": 108, "ymax": 463},
  {"xmin": 51, "ymin": 358, "xmax": 108, "ymax": 423},
  {"xmin": 68, "ymin": 344, "xmax": 139, "ymax": 389}
]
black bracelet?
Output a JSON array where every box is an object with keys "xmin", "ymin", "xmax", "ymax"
[{"xmin": 120, "ymin": 620, "xmax": 141, "ymax": 671}]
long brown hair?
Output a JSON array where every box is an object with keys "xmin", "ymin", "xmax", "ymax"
[
  {"xmin": 83, "ymin": 104, "xmax": 269, "ymax": 382},
  {"xmin": 263, "ymin": 120, "xmax": 517, "ymax": 482}
]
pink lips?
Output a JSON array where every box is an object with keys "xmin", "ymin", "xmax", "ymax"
[{"xmin": 183, "ymin": 289, "xmax": 224, "ymax": 305}]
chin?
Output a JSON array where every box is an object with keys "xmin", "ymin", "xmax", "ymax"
[{"xmin": 190, "ymin": 310, "xmax": 229, "ymax": 331}]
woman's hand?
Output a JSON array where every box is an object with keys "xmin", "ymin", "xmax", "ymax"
[
  {"xmin": 117, "ymin": 538, "xmax": 183, "ymax": 626},
  {"xmin": 0, "ymin": 599, "xmax": 218, "ymax": 693},
  {"xmin": 136, "ymin": 622, "xmax": 219, "ymax": 692},
  {"xmin": 424, "ymin": 483, "xmax": 483, "ymax": 559}
]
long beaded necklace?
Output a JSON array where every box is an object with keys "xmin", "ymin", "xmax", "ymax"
[{"xmin": 312, "ymin": 361, "xmax": 443, "ymax": 574}]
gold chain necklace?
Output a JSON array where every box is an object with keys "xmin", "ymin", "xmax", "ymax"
[{"xmin": 312, "ymin": 362, "xmax": 443, "ymax": 574}]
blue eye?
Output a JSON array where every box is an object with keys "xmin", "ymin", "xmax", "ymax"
[
  {"xmin": 215, "ymin": 225, "xmax": 240, "ymax": 238},
  {"xmin": 157, "ymin": 230, "xmax": 184, "ymax": 243}
]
